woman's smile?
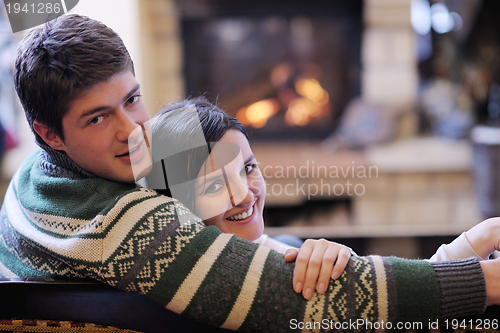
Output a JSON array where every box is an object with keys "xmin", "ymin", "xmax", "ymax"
[{"xmin": 226, "ymin": 203, "xmax": 255, "ymax": 222}]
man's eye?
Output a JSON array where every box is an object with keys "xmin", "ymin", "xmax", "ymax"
[
  {"xmin": 127, "ymin": 95, "xmax": 140, "ymax": 105},
  {"xmin": 89, "ymin": 115, "xmax": 104, "ymax": 124}
]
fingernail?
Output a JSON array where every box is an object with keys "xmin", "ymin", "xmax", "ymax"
[
  {"xmin": 332, "ymin": 271, "xmax": 340, "ymax": 280},
  {"xmin": 304, "ymin": 288, "xmax": 314, "ymax": 300},
  {"xmin": 318, "ymin": 283, "xmax": 326, "ymax": 293},
  {"xmin": 295, "ymin": 282, "xmax": 303, "ymax": 293}
]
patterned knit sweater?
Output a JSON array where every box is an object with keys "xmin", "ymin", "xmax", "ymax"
[{"xmin": 0, "ymin": 150, "xmax": 487, "ymax": 332}]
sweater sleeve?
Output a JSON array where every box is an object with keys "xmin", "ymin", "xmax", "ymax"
[{"xmin": 103, "ymin": 199, "xmax": 486, "ymax": 331}]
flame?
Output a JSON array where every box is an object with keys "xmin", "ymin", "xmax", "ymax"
[
  {"xmin": 236, "ymin": 108, "xmax": 250, "ymax": 126},
  {"xmin": 295, "ymin": 78, "xmax": 329, "ymax": 104},
  {"xmin": 237, "ymin": 70, "xmax": 331, "ymax": 128},
  {"xmin": 270, "ymin": 63, "xmax": 293, "ymax": 87},
  {"xmin": 285, "ymin": 98, "xmax": 318, "ymax": 126},
  {"xmin": 236, "ymin": 98, "xmax": 279, "ymax": 128},
  {"xmin": 285, "ymin": 78, "xmax": 330, "ymax": 126}
]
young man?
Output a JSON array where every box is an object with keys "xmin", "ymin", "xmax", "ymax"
[{"xmin": 1, "ymin": 14, "xmax": 499, "ymax": 331}]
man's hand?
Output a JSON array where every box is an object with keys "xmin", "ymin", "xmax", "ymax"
[{"xmin": 284, "ymin": 239, "xmax": 351, "ymax": 300}]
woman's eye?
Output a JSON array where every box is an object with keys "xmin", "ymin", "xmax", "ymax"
[
  {"xmin": 205, "ymin": 181, "xmax": 225, "ymax": 194},
  {"xmin": 89, "ymin": 115, "xmax": 104, "ymax": 124},
  {"xmin": 242, "ymin": 163, "xmax": 256, "ymax": 175}
]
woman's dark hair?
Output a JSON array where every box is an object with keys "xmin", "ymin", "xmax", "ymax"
[
  {"xmin": 147, "ymin": 96, "xmax": 248, "ymax": 210},
  {"xmin": 14, "ymin": 14, "xmax": 134, "ymax": 147}
]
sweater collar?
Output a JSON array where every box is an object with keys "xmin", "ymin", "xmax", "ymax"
[{"xmin": 38, "ymin": 144, "xmax": 96, "ymax": 179}]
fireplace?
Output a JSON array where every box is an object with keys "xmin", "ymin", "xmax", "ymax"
[{"xmin": 178, "ymin": 0, "xmax": 363, "ymax": 141}]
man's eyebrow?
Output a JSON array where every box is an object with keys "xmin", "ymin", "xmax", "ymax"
[{"xmin": 79, "ymin": 84, "xmax": 141, "ymax": 119}]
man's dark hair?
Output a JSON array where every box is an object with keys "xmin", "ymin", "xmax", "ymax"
[{"xmin": 14, "ymin": 14, "xmax": 135, "ymax": 146}]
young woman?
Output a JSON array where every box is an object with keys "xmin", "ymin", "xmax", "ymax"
[
  {"xmin": 144, "ymin": 96, "xmax": 500, "ymax": 300},
  {"xmin": 145, "ymin": 96, "xmax": 352, "ymax": 299}
]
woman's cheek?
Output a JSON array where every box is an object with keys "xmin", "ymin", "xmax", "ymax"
[
  {"xmin": 195, "ymin": 192, "xmax": 231, "ymax": 221},
  {"xmin": 248, "ymin": 174, "xmax": 266, "ymax": 197}
]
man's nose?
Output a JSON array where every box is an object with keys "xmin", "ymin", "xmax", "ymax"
[{"xmin": 117, "ymin": 109, "xmax": 141, "ymax": 142}]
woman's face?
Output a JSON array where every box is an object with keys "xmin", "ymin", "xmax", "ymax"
[{"xmin": 194, "ymin": 129, "xmax": 266, "ymax": 241}]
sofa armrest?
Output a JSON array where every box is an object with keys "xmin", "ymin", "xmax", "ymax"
[{"xmin": 0, "ymin": 278, "xmax": 229, "ymax": 333}]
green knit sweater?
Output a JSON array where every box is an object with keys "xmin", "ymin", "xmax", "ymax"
[{"xmin": 0, "ymin": 150, "xmax": 487, "ymax": 332}]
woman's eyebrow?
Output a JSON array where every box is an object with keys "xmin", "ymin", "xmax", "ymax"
[
  {"xmin": 196, "ymin": 169, "xmax": 224, "ymax": 187},
  {"xmin": 198, "ymin": 153, "xmax": 256, "ymax": 183},
  {"xmin": 244, "ymin": 154, "xmax": 256, "ymax": 164}
]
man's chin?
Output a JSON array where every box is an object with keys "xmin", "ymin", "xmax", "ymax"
[{"xmin": 97, "ymin": 170, "xmax": 138, "ymax": 184}]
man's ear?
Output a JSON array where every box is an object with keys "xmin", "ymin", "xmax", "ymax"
[{"xmin": 33, "ymin": 121, "xmax": 66, "ymax": 151}]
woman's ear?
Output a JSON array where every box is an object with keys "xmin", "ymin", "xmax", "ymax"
[{"xmin": 33, "ymin": 121, "xmax": 66, "ymax": 151}]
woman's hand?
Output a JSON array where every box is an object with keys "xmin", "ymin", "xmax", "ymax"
[
  {"xmin": 465, "ymin": 217, "xmax": 500, "ymax": 259},
  {"xmin": 284, "ymin": 238, "xmax": 352, "ymax": 300}
]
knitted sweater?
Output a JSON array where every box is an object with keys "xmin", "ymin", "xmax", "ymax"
[{"xmin": 0, "ymin": 150, "xmax": 487, "ymax": 332}]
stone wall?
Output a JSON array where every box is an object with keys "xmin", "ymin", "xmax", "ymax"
[
  {"xmin": 362, "ymin": 0, "xmax": 418, "ymax": 106},
  {"xmin": 138, "ymin": 0, "xmax": 185, "ymax": 117}
]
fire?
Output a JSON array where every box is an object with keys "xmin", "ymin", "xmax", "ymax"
[
  {"xmin": 236, "ymin": 64, "xmax": 331, "ymax": 128},
  {"xmin": 285, "ymin": 78, "xmax": 330, "ymax": 126},
  {"xmin": 295, "ymin": 78, "xmax": 328, "ymax": 103},
  {"xmin": 236, "ymin": 99, "xmax": 280, "ymax": 128}
]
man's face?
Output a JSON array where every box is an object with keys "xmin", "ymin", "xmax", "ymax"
[{"xmin": 57, "ymin": 70, "xmax": 151, "ymax": 183}]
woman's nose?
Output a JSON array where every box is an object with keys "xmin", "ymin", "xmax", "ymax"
[
  {"xmin": 228, "ymin": 175, "xmax": 252, "ymax": 207},
  {"xmin": 233, "ymin": 189, "xmax": 253, "ymax": 207}
]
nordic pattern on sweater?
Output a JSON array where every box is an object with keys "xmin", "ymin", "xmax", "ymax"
[{"xmin": 0, "ymin": 151, "xmax": 487, "ymax": 332}]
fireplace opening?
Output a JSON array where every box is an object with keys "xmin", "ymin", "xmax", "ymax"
[{"xmin": 179, "ymin": 0, "xmax": 363, "ymax": 141}]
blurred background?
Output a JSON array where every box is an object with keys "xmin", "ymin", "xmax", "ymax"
[{"xmin": 1, "ymin": 0, "xmax": 500, "ymax": 258}]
